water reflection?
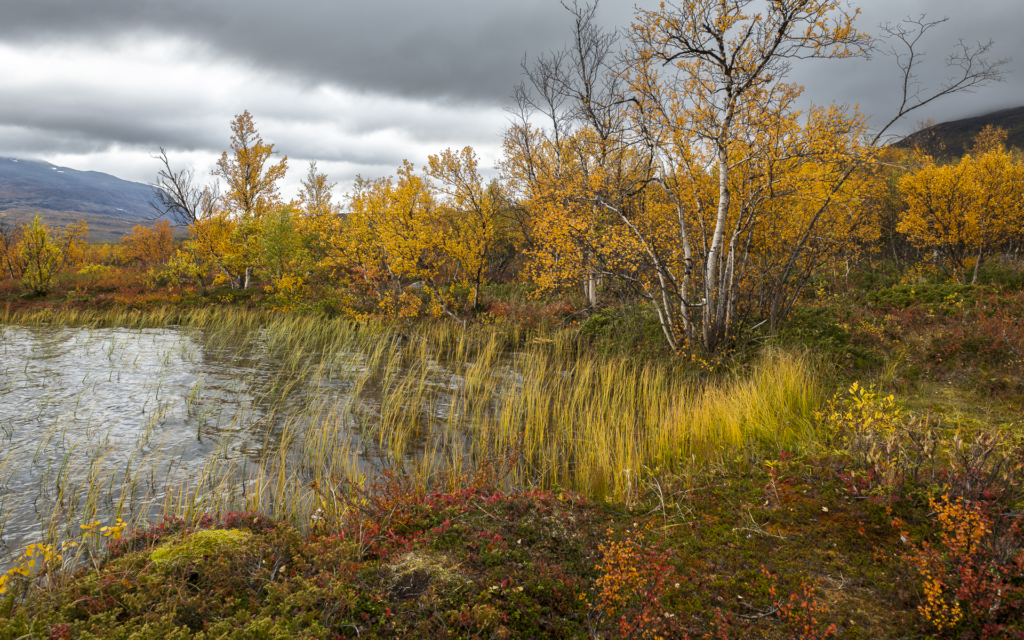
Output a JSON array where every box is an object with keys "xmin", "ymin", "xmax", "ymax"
[{"xmin": 0, "ymin": 323, "xmax": 485, "ymax": 565}]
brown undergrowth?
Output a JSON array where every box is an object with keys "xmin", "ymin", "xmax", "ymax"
[
  {"xmin": 2, "ymin": 404, "xmax": 1021, "ymax": 640},
  {"xmin": 2, "ymin": 266, "xmax": 1023, "ymax": 638}
]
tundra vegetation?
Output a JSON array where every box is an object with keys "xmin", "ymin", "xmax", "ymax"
[{"xmin": 1, "ymin": 1, "xmax": 1023, "ymax": 638}]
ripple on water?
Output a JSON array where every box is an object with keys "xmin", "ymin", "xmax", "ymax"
[{"xmin": 0, "ymin": 323, "xmax": 492, "ymax": 567}]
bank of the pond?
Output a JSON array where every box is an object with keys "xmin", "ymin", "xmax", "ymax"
[
  {"xmin": 2, "ymin": 444, "xmax": 1022, "ymax": 639},
  {"xmin": 1, "ymin": 309, "xmax": 825, "ymax": 582},
  {"xmin": 1, "ymin": 294, "xmax": 1022, "ymax": 638}
]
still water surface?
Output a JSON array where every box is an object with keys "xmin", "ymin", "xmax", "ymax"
[{"xmin": 0, "ymin": 323, "xmax": 482, "ymax": 565}]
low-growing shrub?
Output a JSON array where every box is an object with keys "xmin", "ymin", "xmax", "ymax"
[
  {"xmin": 587, "ymin": 522, "xmax": 676, "ymax": 639},
  {"xmin": 893, "ymin": 494, "xmax": 1024, "ymax": 637},
  {"xmin": 866, "ymin": 283, "xmax": 979, "ymax": 309},
  {"xmin": 824, "ymin": 383, "xmax": 1024, "ymax": 507}
]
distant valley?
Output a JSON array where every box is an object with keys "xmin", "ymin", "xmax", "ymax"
[
  {"xmin": 3, "ymin": 106, "xmax": 1021, "ymax": 246},
  {"xmin": 0, "ymin": 158, "xmax": 161, "ymax": 243}
]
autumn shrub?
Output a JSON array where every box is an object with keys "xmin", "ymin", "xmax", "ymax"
[
  {"xmin": 587, "ymin": 522, "xmax": 676, "ymax": 639},
  {"xmin": 17, "ymin": 216, "xmax": 65, "ymax": 295},
  {"xmin": 334, "ymin": 469, "xmax": 430, "ymax": 558},
  {"xmin": 262, "ymin": 273, "xmax": 317, "ymax": 312},
  {"xmin": 0, "ymin": 544, "xmax": 66, "ymax": 599},
  {"xmin": 120, "ymin": 220, "xmax": 174, "ymax": 268},
  {"xmin": 77, "ymin": 242, "xmax": 118, "ymax": 267},
  {"xmin": 759, "ymin": 568, "xmax": 838, "ymax": 640},
  {"xmin": 339, "ymin": 267, "xmax": 429, "ymax": 320},
  {"xmin": 75, "ymin": 263, "xmax": 114, "ymax": 279},
  {"xmin": 778, "ymin": 581, "xmax": 838, "ymax": 640},
  {"xmin": 843, "ymin": 425, "xmax": 1023, "ymax": 506},
  {"xmin": 928, "ymin": 309, "xmax": 1024, "ymax": 367},
  {"xmin": 58, "ymin": 265, "xmax": 145, "ymax": 294},
  {"xmin": 0, "ymin": 277, "xmax": 17, "ymax": 295},
  {"xmin": 892, "ymin": 494, "xmax": 1024, "ymax": 637},
  {"xmin": 328, "ymin": 454, "xmax": 520, "ymax": 552},
  {"xmin": 825, "ymin": 383, "xmax": 1024, "ymax": 506},
  {"xmin": 481, "ymin": 295, "xmax": 577, "ymax": 332},
  {"xmin": 142, "ymin": 265, "xmax": 178, "ymax": 290}
]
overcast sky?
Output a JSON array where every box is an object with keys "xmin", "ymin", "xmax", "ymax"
[{"xmin": 0, "ymin": 0, "xmax": 1020, "ymax": 200}]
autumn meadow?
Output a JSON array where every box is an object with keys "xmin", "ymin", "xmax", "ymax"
[{"xmin": 1, "ymin": 2, "xmax": 1023, "ymax": 638}]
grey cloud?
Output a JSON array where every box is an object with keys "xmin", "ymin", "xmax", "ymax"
[
  {"xmin": 3, "ymin": 0, "xmax": 1017, "ymax": 116},
  {"xmin": 0, "ymin": 0, "xmax": 1020, "ymax": 190},
  {"xmin": 0, "ymin": 109, "xmax": 217, "ymax": 152},
  {"xmin": 0, "ymin": 0, "xmax": 642, "ymax": 104},
  {"xmin": 791, "ymin": 0, "xmax": 1022, "ymax": 134},
  {"xmin": 0, "ymin": 35, "xmax": 508, "ymax": 170}
]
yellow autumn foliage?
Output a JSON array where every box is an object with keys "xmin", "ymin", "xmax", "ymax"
[{"xmin": 899, "ymin": 127, "xmax": 1024, "ymax": 283}]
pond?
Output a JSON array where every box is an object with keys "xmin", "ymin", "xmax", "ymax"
[
  {"xmin": 0, "ymin": 322, "xmax": 497, "ymax": 567},
  {"xmin": 0, "ymin": 315, "xmax": 791, "ymax": 569}
]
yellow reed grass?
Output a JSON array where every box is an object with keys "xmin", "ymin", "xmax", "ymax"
[{"xmin": 1, "ymin": 306, "xmax": 823, "ymax": 568}]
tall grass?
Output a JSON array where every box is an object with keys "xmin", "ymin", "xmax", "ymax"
[{"xmin": 1, "ymin": 307, "xmax": 822, "ymax": 570}]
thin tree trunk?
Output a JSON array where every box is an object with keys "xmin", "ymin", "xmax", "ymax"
[
  {"xmin": 704, "ymin": 143, "xmax": 731, "ymax": 352},
  {"xmin": 585, "ymin": 271, "xmax": 598, "ymax": 307},
  {"xmin": 663, "ymin": 174, "xmax": 694, "ymax": 340}
]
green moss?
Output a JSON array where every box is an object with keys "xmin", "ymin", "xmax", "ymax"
[
  {"xmin": 150, "ymin": 529, "xmax": 251, "ymax": 567},
  {"xmin": 4, "ymin": 456, "xmax": 1021, "ymax": 638},
  {"xmin": 865, "ymin": 283, "xmax": 978, "ymax": 309}
]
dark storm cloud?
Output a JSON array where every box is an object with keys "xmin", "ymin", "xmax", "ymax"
[
  {"xmin": 0, "ymin": 0, "xmax": 648, "ymax": 184},
  {"xmin": 4, "ymin": 0, "xmax": 1018, "ymax": 123},
  {"xmin": 0, "ymin": 0, "xmax": 642, "ymax": 104},
  {"xmin": 0, "ymin": 0, "xmax": 1019, "ymax": 189},
  {"xmin": 0, "ymin": 97, "xmax": 212, "ymax": 151},
  {"xmin": 0, "ymin": 34, "xmax": 515, "ymax": 183},
  {"xmin": 793, "ymin": 0, "xmax": 1022, "ymax": 134}
]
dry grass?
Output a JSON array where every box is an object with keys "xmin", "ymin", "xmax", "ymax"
[{"xmin": 0, "ymin": 307, "xmax": 822, "ymax": 567}]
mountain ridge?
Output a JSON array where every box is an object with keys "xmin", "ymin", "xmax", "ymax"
[
  {"xmin": 895, "ymin": 106, "xmax": 1024, "ymax": 157},
  {"xmin": 0, "ymin": 157, "xmax": 161, "ymax": 243}
]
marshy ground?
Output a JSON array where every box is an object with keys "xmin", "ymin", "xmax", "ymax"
[{"xmin": 0, "ymin": 263, "xmax": 1022, "ymax": 638}]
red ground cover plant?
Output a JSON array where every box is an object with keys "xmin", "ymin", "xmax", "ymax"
[
  {"xmin": 892, "ymin": 494, "xmax": 1024, "ymax": 638},
  {"xmin": 588, "ymin": 521, "xmax": 677, "ymax": 639}
]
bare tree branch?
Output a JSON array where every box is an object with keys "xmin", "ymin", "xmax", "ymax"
[
  {"xmin": 872, "ymin": 16, "xmax": 1010, "ymax": 146},
  {"xmin": 149, "ymin": 148, "xmax": 219, "ymax": 227}
]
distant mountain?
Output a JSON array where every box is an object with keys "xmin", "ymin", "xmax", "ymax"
[
  {"xmin": 895, "ymin": 106, "xmax": 1024, "ymax": 158},
  {"xmin": 0, "ymin": 158, "xmax": 161, "ymax": 243}
]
